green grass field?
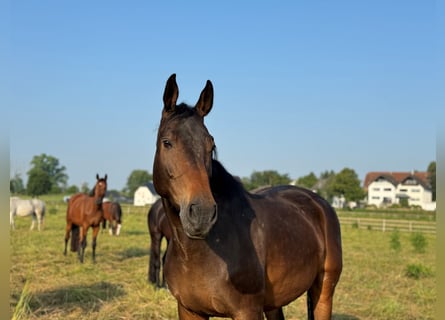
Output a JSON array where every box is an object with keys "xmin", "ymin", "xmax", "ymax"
[{"xmin": 10, "ymin": 201, "xmax": 436, "ymax": 319}]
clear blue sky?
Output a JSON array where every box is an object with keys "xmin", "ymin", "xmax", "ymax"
[{"xmin": 7, "ymin": 1, "xmax": 440, "ymax": 191}]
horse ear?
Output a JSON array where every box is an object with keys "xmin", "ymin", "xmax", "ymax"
[
  {"xmin": 195, "ymin": 80, "xmax": 213, "ymax": 117},
  {"xmin": 163, "ymin": 74, "xmax": 179, "ymax": 114},
  {"xmin": 96, "ymin": 174, "xmax": 99, "ymax": 180},
  {"xmin": 104, "ymin": 174, "xmax": 107, "ymax": 181}
]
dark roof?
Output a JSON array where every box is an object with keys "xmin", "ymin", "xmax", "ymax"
[
  {"xmin": 363, "ymin": 171, "xmax": 430, "ymax": 191},
  {"xmin": 142, "ymin": 182, "xmax": 158, "ymax": 196}
]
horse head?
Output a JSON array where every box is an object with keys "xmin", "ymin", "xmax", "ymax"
[
  {"xmin": 153, "ymin": 74, "xmax": 217, "ymax": 239},
  {"xmin": 94, "ymin": 174, "xmax": 108, "ymax": 204}
]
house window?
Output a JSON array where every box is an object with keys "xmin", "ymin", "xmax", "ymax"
[
  {"xmin": 399, "ymin": 188, "xmax": 408, "ymax": 192},
  {"xmin": 372, "ymin": 196, "xmax": 380, "ymax": 200},
  {"xmin": 373, "ymin": 188, "xmax": 380, "ymax": 191},
  {"xmin": 384, "ymin": 188, "xmax": 392, "ymax": 192},
  {"xmin": 405, "ymin": 179, "xmax": 418, "ymax": 185},
  {"xmin": 383, "ymin": 197, "xmax": 392, "ymax": 204},
  {"xmin": 411, "ymin": 189, "xmax": 420, "ymax": 193}
]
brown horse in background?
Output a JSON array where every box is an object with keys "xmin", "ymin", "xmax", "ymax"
[
  {"xmin": 147, "ymin": 198, "xmax": 171, "ymax": 287},
  {"xmin": 102, "ymin": 201, "xmax": 123, "ymax": 236},
  {"xmin": 64, "ymin": 174, "xmax": 107, "ymax": 263},
  {"xmin": 152, "ymin": 74, "xmax": 342, "ymax": 319}
]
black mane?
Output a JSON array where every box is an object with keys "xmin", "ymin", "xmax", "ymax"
[{"xmin": 210, "ymin": 160, "xmax": 247, "ymax": 198}]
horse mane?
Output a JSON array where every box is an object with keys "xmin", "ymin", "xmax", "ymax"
[
  {"xmin": 163, "ymin": 103, "xmax": 196, "ymax": 121},
  {"xmin": 210, "ymin": 160, "xmax": 247, "ymax": 198}
]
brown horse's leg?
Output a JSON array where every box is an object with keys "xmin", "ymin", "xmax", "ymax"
[
  {"xmin": 78, "ymin": 227, "xmax": 87, "ymax": 263},
  {"xmin": 264, "ymin": 308, "xmax": 284, "ymax": 320},
  {"xmin": 308, "ymin": 271, "xmax": 340, "ymax": 320},
  {"xmin": 64, "ymin": 222, "xmax": 72, "ymax": 255},
  {"xmin": 91, "ymin": 225, "xmax": 100, "ymax": 263}
]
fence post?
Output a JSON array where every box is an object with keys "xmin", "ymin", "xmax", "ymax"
[
  {"xmin": 409, "ymin": 221, "xmax": 412, "ymax": 232},
  {"xmin": 383, "ymin": 219, "xmax": 386, "ymax": 232}
]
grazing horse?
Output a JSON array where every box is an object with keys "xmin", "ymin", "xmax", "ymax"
[
  {"xmin": 152, "ymin": 74, "xmax": 342, "ymax": 320},
  {"xmin": 64, "ymin": 174, "xmax": 107, "ymax": 263},
  {"xmin": 102, "ymin": 201, "xmax": 123, "ymax": 236},
  {"xmin": 147, "ymin": 198, "xmax": 172, "ymax": 287},
  {"xmin": 10, "ymin": 197, "xmax": 46, "ymax": 231}
]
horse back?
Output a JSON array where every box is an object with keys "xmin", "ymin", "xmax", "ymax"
[{"xmin": 11, "ymin": 199, "xmax": 34, "ymax": 217}]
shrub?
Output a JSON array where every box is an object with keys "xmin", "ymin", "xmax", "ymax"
[
  {"xmin": 410, "ymin": 232, "xmax": 427, "ymax": 253},
  {"xmin": 405, "ymin": 263, "xmax": 433, "ymax": 279},
  {"xmin": 390, "ymin": 229, "xmax": 401, "ymax": 252}
]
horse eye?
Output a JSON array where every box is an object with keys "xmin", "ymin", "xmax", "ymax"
[{"xmin": 162, "ymin": 139, "xmax": 172, "ymax": 149}]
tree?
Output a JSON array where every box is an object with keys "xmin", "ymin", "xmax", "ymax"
[
  {"xmin": 66, "ymin": 185, "xmax": 79, "ymax": 194},
  {"xmin": 27, "ymin": 154, "xmax": 68, "ymax": 193},
  {"xmin": 328, "ymin": 168, "xmax": 364, "ymax": 202},
  {"xmin": 27, "ymin": 168, "xmax": 52, "ymax": 196},
  {"xmin": 427, "ymin": 161, "xmax": 436, "ymax": 201},
  {"xmin": 296, "ymin": 172, "xmax": 318, "ymax": 189},
  {"xmin": 316, "ymin": 170, "xmax": 336, "ymax": 200},
  {"xmin": 10, "ymin": 173, "xmax": 25, "ymax": 194},
  {"xmin": 125, "ymin": 170, "xmax": 152, "ymax": 196},
  {"xmin": 80, "ymin": 182, "xmax": 90, "ymax": 194},
  {"xmin": 243, "ymin": 170, "xmax": 291, "ymax": 191}
]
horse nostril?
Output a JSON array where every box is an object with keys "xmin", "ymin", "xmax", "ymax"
[
  {"xmin": 211, "ymin": 205, "xmax": 217, "ymax": 223},
  {"xmin": 189, "ymin": 204, "xmax": 198, "ymax": 221},
  {"xmin": 188, "ymin": 203, "xmax": 217, "ymax": 224}
]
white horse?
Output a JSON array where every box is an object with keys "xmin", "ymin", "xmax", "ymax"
[{"xmin": 10, "ymin": 197, "xmax": 46, "ymax": 231}]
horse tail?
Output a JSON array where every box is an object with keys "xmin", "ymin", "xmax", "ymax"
[{"xmin": 70, "ymin": 224, "xmax": 80, "ymax": 252}]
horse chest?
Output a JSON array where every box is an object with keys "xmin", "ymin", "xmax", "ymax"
[{"xmin": 164, "ymin": 239, "xmax": 265, "ymax": 316}]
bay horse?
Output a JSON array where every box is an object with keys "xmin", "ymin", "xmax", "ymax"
[
  {"xmin": 152, "ymin": 74, "xmax": 342, "ymax": 320},
  {"xmin": 64, "ymin": 174, "xmax": 107, "ymax": 263},
  {"xmin": 10, "ymin": 197, "xmax": 46, "ymax": 231},
  {"xmin": 102, "ymin": 201, "xmax": 123, "ymax": 236},
  {"xmin": 147, "ymin": 198, "xmax": 172, "ymax": 287}
]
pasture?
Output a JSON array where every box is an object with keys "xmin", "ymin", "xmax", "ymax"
[{"xmin": 10, "ymin": 201, "xmax": 436, "ymax": 319}]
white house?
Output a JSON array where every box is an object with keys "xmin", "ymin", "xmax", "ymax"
[
  {"xmin": 364, "ymin": 171, "xmax": 435, "ymax": 211},
  {"xmin": 133, "ymin": 182, "xmax": 160, "ymax": 206}
]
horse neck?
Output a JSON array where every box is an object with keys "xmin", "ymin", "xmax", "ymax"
[{"xmin": 91, "ymin": 192, "xmax": 105, "ymax": 209}]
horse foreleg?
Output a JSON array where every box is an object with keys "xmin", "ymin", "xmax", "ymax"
[
  {"xmin": 37, "ymin": 214, "xmax": 43, "ymax": 231},
  {"xmin": 264, "ymin": 308, "xmax": 284, "ymax": 320},
  {"xmin": 91, "ymin": 225, "xmax": 100, "ymax": 263},
  {"xmin": 30, "ymin": 216, "xmax": 36, "ymax": 231}
]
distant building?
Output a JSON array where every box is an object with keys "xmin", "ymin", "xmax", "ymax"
[
  {"xmin": 364, "ymin": 171, "xmax": 435, "ymax": 211},
  {"xmin": 133, "ymin": 182, "xmax": 160, "ymax": 206}
]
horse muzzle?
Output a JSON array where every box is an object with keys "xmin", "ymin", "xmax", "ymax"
[{"xmin": 180, "ymin": 202, "xmax": 217, "ymax": 239}]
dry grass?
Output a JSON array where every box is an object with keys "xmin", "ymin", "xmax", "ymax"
[{"xmin": 10, "ymin": 202, "xmax": 436, "ymax": 319}]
